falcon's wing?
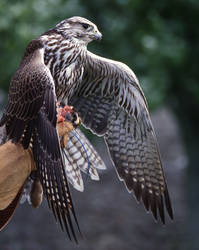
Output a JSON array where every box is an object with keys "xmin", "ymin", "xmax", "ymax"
[
  {"xmin": 0, "ymin": 47, "xmax": 48, "ymax": 148},
  {"xmin": 0, "ymin": 44, "xmax": 79, "ymax": 240},
  {"xmin": 69, "ymin": 51, "xmax": 173, "ymax": 223},
  {"xmin": 62, "ymin": 128, "xmax": 106, "ymax": 191}
]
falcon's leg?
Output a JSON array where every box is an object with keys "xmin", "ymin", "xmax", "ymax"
[{"xmin": 30, "ymin": 172, "xmax": 43, "ymax": 208}]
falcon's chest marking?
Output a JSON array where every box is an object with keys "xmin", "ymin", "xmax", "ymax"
[{"xmin": 42, "ymin": 35, "xmax": 85, "ymax": 99}]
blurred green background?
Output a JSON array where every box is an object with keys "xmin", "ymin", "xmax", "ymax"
[{"xmin": 0, "ymin": 0, "xmax": 199, "ymax": 249}]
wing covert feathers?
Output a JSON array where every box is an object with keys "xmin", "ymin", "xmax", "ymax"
[{"xmin": 0, "ymin": 46, "xmax": 47, "ymax": 149}]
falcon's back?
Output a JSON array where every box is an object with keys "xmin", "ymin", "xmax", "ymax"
[{"xmin": 0, "ymin": 39, "xmax": 52, "ymax": 148}]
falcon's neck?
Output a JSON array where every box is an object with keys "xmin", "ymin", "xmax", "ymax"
[{"xmin": 41, "ymin": 33, "xmax": 87, "ymax": 100}]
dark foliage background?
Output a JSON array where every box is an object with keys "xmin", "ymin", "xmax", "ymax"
[{"xmin": 0, "ymin": 0, "xmax": 198, "ymax": 249}]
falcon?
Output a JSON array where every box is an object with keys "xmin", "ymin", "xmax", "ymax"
[{"xmin": 0, "ymin": 16, "xmax": 173, "ymax": 239}]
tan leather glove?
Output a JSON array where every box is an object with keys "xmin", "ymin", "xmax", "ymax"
[{"xmin": 0, "ymin": 120, "xmax": 76, "ymax": 211}]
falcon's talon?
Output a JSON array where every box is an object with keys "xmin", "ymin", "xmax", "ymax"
[
  {"xmin": 74, "ymin": 116, "xmax": 82, "ymax": 127},
  {"xmin": 57, "ymin": 105, "xmax": 81, "ymax": 129}
]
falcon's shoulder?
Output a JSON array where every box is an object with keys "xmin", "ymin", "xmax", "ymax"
[
  {"xmin": 0, "ymin": 39, "xmax": 56, "ymax": 143},
  {"xmin": 3, "ymin": 40, "xmax": 53, "ymax": 121}
]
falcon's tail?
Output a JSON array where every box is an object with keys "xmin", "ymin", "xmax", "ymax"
[{"xmin": 62, "ymin": 128, "xmax": 106, "ymax": 192}]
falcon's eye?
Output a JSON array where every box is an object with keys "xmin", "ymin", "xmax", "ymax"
[{"xmin": 81, "ymin": 23, "xmax": 89, "ymax": 29}]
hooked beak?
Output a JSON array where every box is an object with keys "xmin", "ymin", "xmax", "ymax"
[
  {"xmin": 91, "ymin": 28, "xmax": 102, "ymax": 41},
  {"xmin": 93, "ymin": 31, "xmax": 102, "ymax": 41}
]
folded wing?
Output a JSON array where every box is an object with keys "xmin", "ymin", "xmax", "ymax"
[{"xmin": 0, "ymin": 43, "xmax": 79, "ymax": 240}]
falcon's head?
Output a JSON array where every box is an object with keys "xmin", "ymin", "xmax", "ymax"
[{"xmin": 55, "ymin": 16, "xmax": 102, "ymax": 44}]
